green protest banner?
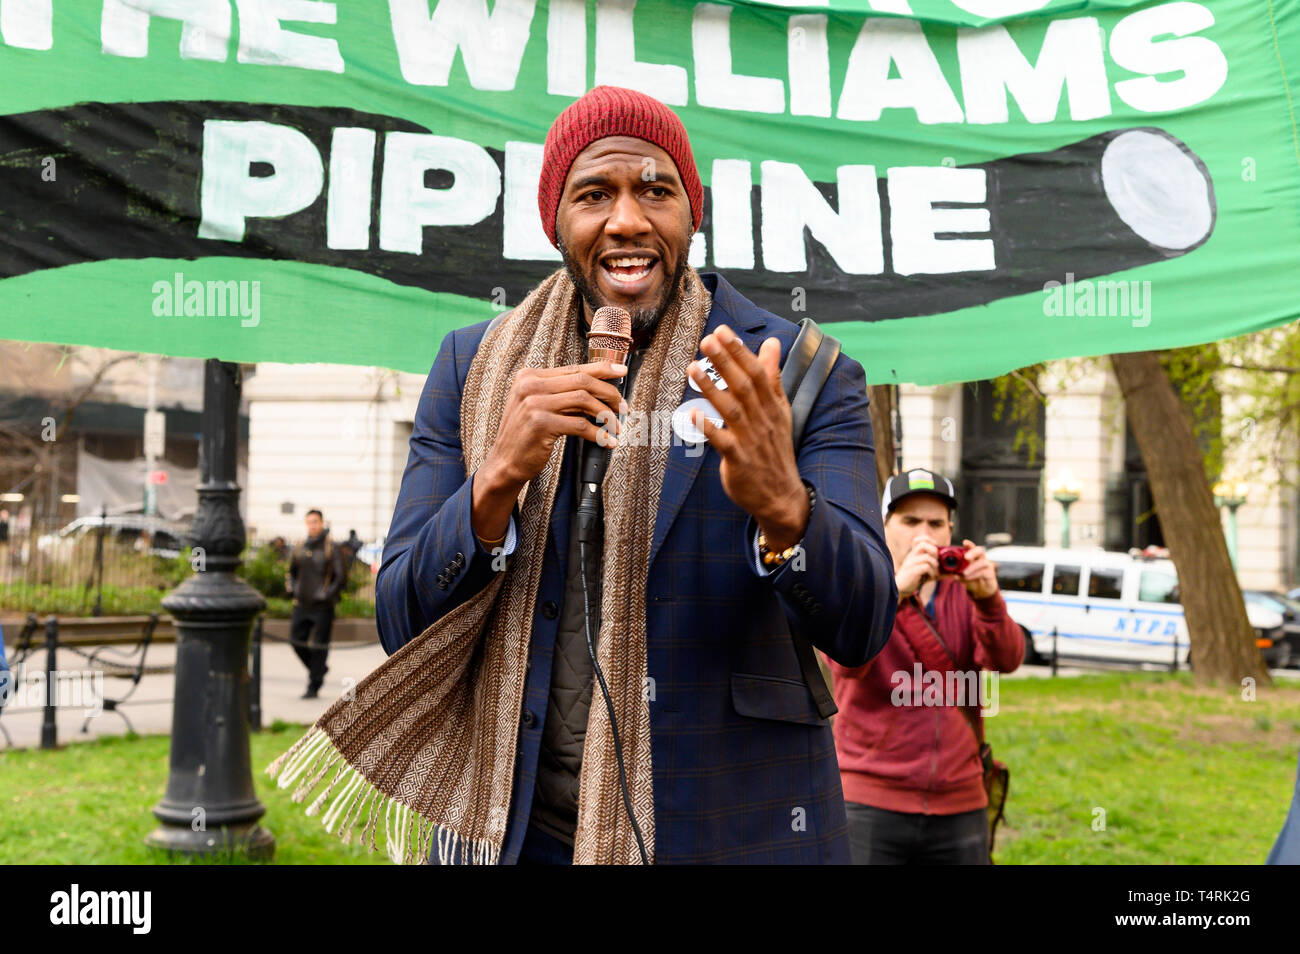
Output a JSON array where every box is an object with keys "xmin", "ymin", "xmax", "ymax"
[{"xmin": 0, "ymin": 0, "xmax": 1296, "ymax": 384}]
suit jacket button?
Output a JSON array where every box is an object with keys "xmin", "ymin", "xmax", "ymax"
[
  {"xmin": 453, "ymin": 552, "xmax": 465, "ymax": 566},
  {"xmin": 541, "ymin": 600, "xmax": 558, "ymax": 620},
  {"xmin": 437, "ymin": 579, "xmax": 448, "ymax": 591},
  {"xmin": 522, "ymin": 709, "xmax": 536, "ymax": 728}
]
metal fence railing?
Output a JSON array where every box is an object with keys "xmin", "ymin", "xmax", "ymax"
[{"xmin": 0, "ymin": 515, "xmax": 182, "ymax": 616}]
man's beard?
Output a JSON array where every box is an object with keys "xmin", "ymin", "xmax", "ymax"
[{"xmin": 558, "ymin": 240, "xmax": 689, "ymax": 339}]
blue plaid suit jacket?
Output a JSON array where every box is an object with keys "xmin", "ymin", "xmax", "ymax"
[{"xmin": 376, "ymin": 272, "xmax": 897, "ymax": 864}]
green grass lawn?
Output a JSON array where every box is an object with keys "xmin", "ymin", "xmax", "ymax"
[
  {"xmin": 990, "ymin": 671, "xmax": 1300, "ymax": 864},
  {"xmin": 1, "ymin": 672, "xmax": 1298, "ymax": 864},
  {"xmin": 0, "ymin": 721, "xmax": 387, "ymax": 864}
]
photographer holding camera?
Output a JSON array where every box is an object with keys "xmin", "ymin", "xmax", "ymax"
[{"xmin": 826, "ymin": 469, "xmax": 1023, "ymax": 864}]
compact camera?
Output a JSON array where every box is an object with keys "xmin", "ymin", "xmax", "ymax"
[{"xmin": 937, "ymin": 545, "xmax": 968, "ymax": 575}]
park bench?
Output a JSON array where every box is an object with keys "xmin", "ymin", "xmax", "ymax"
[
  {"xmin": 1, "ymin": 614, "xmax": 275, "ymax": 748},
  {"xmin": 0, "ymin": 613, "xmax": 171, "ymax": 746},
  {"xmin": 73, "ymin": 613, "xmax": 166, "ymax": 735}
]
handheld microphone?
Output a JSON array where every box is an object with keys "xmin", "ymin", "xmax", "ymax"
[{"xmin": 576, "ymin": 306, "xmax": 632, "ymax": 541}]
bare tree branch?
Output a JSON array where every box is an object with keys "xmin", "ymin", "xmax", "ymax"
[
  {"xmin": 1008, "ymin": 367, "xmax": 1047, "ymax": 404},
  {"xmin": 1221, "ymin": 362, "xmax": 1299, "ymax": 375},
  {"xmin": 54, "ymin": 353, "xmax": 138, "ymax": 439}
]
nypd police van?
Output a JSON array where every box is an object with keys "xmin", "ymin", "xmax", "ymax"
[{"xmin": 986, "ymin": 546, "xmax": 1291, "ymax": 669}]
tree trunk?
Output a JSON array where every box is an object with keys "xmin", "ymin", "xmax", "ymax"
[
  {"xmin": 869, "ymin": 384, "xmax": 896, "ymax": 496},
  {"xmin": 1109, "ymin": 351, "xmax": 1268, "ymax": 686}
]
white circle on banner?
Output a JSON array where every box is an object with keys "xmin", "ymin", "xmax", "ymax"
[
  {"xmin": 1101, "ymin": 129, "xmax": 1213, "ymax": 251},
  {"xmin": 687, "ymin": 356, "xmax": 727, "ymax": 393},
  {"xmin": 672, "ymin": 398, "xmax": 723, "ymax": 444}
]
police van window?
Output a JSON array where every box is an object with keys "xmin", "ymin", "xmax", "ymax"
[
  {"xmin": 1051, "ymin": 565, "xmax": 1081, "ymax": 595},
  {"xmin": 996, "ymin": 562, "xmax": 1043, "ymax": 592},
  {"xmin": 1139, "ymin": 570, "xmax": 1180, "ymax": 604},
  {"xmin": 1088, "ymin": 567, "xmax": 1124, "ymax": 600}
]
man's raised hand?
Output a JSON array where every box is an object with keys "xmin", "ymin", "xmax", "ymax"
[{"xmin": 687, "ymin": 324, "xmax": 809, "ymax": 552}]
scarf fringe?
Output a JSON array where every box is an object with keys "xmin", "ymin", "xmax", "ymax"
[
  {"xmin": 338, "ymin": 785, "xmax": 375, "ymax": 845},
  {"xmin": 435, "ymin": 823, "xmax": 499, "ymax": 866},
  {"xmin": 304, "ymin": 759, "xmax": 349, "ymax": 814},
  {"xmin": 298, "ymin": 751, "xmax": 344, "ymax": 805},
  {"xmin": 265, "ymin": 725, "xmax": 501, "ymax": 865}
]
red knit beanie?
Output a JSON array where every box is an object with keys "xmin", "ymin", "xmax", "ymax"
[{"xmin": 538, "ymin": 85, "xmax": 703, "ymax": 248}]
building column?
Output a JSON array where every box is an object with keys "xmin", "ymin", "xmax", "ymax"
[
  {"xmin": 244, "ymin": 364, "xmax": 426, "ymax": 544},
  {"xmin": 1042, "ymin": 365, "xmax": 1124, "ymax": 551},
  {"xmin": 897, "ymin": 383, "xmax": 962, "ymax": 477},
  {"xmin": 1218, "ymin": 381, "xmax": 1295, "ymax": 590}
]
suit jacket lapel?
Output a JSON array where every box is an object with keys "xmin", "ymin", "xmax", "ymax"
[{"xmin": 649, "ymin": 274, "xmax": 768, "ymax": 570}]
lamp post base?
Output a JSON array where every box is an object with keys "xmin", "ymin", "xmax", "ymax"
[{"xmin": 145, "ymin": 819, "xmax": 275, "ymax": 860}]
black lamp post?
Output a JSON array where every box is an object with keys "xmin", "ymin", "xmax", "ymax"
[{"xmin": 145, "ymin": 360, "xmax": 273, "ymax": 859}]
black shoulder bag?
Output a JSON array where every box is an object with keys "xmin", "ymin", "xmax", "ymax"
[{"xmin": 779, "ymin": 318, "xmax": 842, "ymax": 721}]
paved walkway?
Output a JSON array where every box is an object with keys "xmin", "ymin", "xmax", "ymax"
[{"xmin": 0, "ymin": 638, "xmax": 390, "ymax": 750}]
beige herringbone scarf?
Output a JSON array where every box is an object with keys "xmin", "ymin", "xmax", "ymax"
[{"xmin": 266, "ymin": 266, "xmax": 711, "ymax": 865}]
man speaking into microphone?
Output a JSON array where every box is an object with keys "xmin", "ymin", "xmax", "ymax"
[{"xmin": 375, "ymin": 86, "xmax": 897, "ymax": 865}]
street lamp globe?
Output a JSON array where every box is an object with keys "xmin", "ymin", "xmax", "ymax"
[{"xmin": 1048, "ymin": 468, "xmax": 1082, "ymax": 549}]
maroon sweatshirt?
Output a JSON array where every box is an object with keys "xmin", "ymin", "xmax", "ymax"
[{"xmin": 827, "ymin": 578, "xmax": 1023, "ymax": 814}]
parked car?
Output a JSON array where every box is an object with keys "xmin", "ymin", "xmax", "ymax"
[
  {"xmin": 36, "ymin": 513, "xmax": 188, "ymax": 560},
  {"xmin": 988, "ymin": 546, "xmax": 1293, "ymax": 670},
  {"xmin": 1243, "ymin": 591, "xmax": 1300, "ymax": 668}
]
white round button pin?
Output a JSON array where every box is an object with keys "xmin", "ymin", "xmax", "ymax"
[
  {"xmin": 687, "ymin": 356, "xmax": 727, "ymax": 393},
  {"xmin": 671, "ymin": 397, "xmax": 723, "ymax": 444}
]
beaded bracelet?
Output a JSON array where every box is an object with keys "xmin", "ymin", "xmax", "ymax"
[{"xmin": 757, "ymin": 481, "xmax": 816, "ymax": 567}]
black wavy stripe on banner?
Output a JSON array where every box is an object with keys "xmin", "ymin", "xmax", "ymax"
[{"xmin": 0, "ymin": 101, "xmax": 1215, "ymax": 324}]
